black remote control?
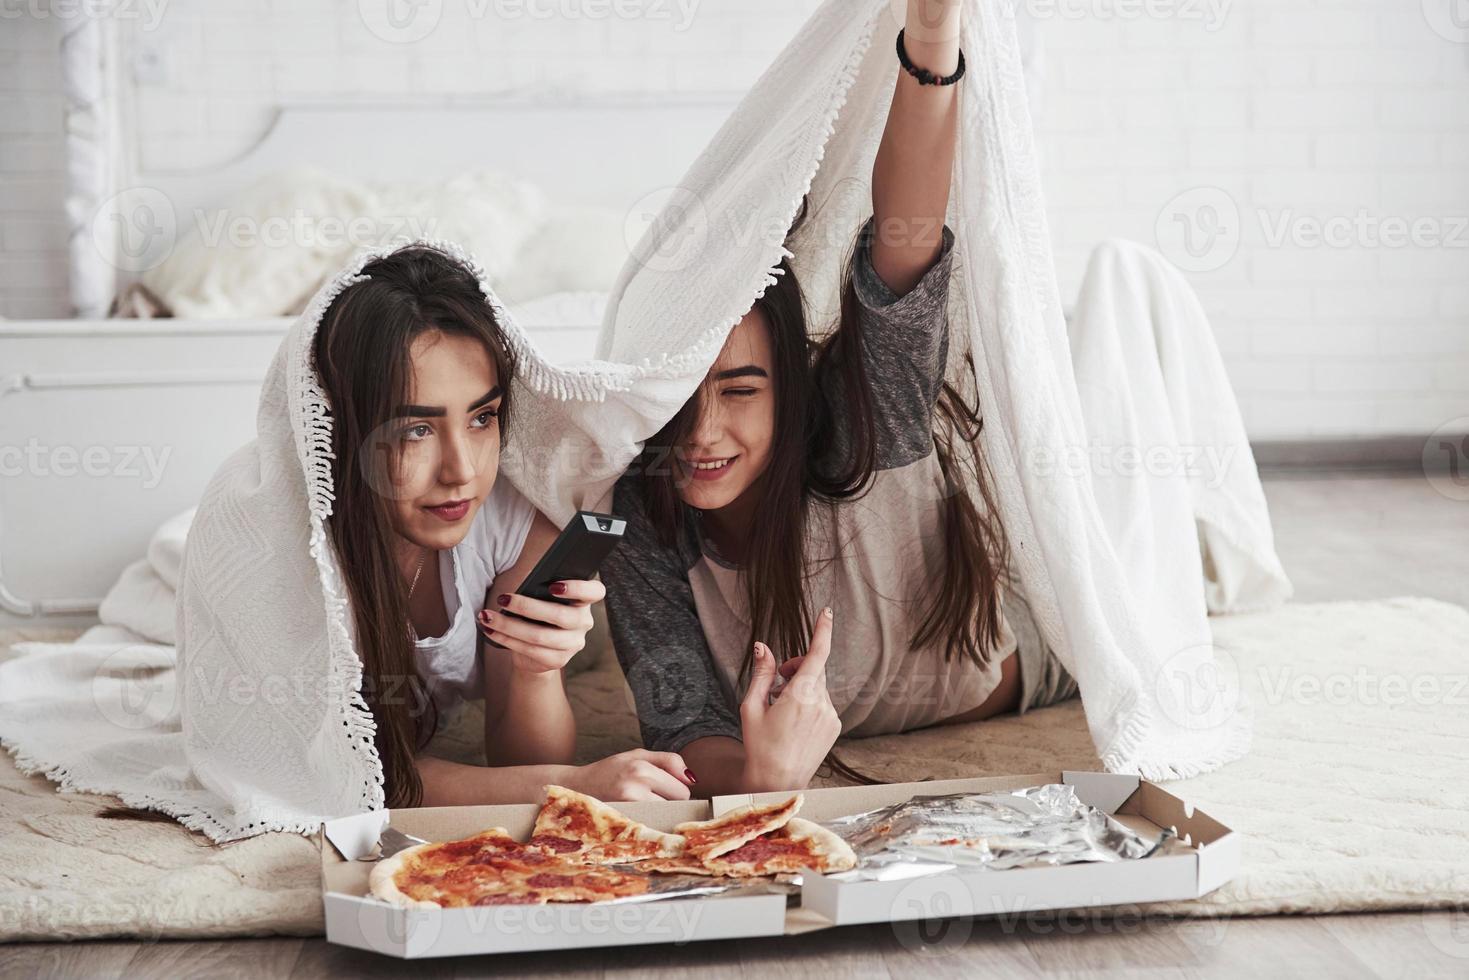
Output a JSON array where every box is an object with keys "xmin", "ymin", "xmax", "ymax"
[{"xmin": 515, "ymin": 510, "xmax": 626, "ymax": 602}]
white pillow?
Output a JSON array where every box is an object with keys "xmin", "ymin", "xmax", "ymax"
[
  {"xmin": 501, "ymin": 205, "xmax": 626, "ymax": 304},
  {"xmin": 142, "ymin": 169, "xmax": 378, "ymax": 319},
  {"xmin": 141, "ymin": 168, "xmax": 623, "ymax": 318}
]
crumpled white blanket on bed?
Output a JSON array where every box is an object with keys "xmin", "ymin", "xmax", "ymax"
[
  {"xmin": 0, "ymin": 512, "xmax": 197, "ymax": 818},
  {"xmin": 1067, "ymin": 239, "xmax": 1291, "ymax": 617}
]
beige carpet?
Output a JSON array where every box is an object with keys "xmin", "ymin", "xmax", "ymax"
[{"xmin": 2, "ymin": 596, "xmax": 1466, "ymax": 941}]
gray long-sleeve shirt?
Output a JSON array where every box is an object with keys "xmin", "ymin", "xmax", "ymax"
[{"xmin": 601, "ymin": 218, "xmax": 1015, "ymax": 753}]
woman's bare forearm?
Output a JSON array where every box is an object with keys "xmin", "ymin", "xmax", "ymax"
[
  {"xmin": 416, "ymin": 754, "xmax": 576, "ymax": 806},
  {"xmin": 871, "ymin": 0, "xmax": 962, "ymax": 295},
  {"xmin": 483, "ymin": 668, "xmax": 576, "ymax": 767}
]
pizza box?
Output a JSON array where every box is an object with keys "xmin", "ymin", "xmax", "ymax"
[
  {"xmin": 712, "ymin": 770, "xmax": 1239, "ymax": 927},
  {"xmin": 319, "ymin": 798, "xmax": 810, "ymax": 958},
  {"xmin": 319, "ymin": 770, "xmax": 1237, "ymax": 958}
]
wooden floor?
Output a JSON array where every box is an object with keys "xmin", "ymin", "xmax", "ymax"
[{"xmin": 4, "ymin": 470, "xmax": 1468, "ymax": 978}]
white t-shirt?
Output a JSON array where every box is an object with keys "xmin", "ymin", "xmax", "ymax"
[{"xmin": 413, "ymin": 476, "xmax": 537, "ymax": 727}]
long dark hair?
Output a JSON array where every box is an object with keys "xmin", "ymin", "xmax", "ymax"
[
  {"xmin": 639, "ymin": 201, "xmax": 1009, "ymax": 782},
  {"xmin": 311, "ymin": 244, "xmax": 516, "ymax": 808}
]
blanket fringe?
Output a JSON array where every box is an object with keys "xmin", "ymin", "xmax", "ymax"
[
  {"xmin": 0, "ymin": 737, "xmax": 320, "ymax": 843},
  {"xmin": 1099, "ymin": 696, "xmax": 1254, "ymax": 782},
  {"xmin": 290, "ymin": 250, "xmax": 398, "ymax": 820}
]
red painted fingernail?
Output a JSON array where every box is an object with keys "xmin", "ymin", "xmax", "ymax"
[
  {"xmin": 684, "ymin": 769, "xmax": 698, "ymax": 784},
  {"xmin": 497, "ymin": 594, "xmax": 511, "ymax": 607},
  {"xmin": 549, "ymin": 582, "xmax": 568, "ymax": 596}
]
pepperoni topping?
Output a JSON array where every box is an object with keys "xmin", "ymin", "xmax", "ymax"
[
  {"xmin": 719, "ymin": 837, "xmax": 808, "ymax": 863},
  {"xmin": 562, "ymin": 806, "xmax": 598, "ymax": 837},
  {"xmin": 530, "ymin": 834, "xmax": 584, "ymax": 853},
  {"xmin": 434, "ymin": 838, "xmax": 487, "ymax": 861}
]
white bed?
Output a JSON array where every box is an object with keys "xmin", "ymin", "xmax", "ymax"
[{"xmin": 1, "ymin": 98, "xmax": 738, "ymax": 628}]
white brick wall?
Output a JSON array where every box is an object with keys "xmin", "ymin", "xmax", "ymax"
[
  {"xmin": 1035, "ymin": 0, "xmax": 1469, "ymax": 440},
  {"xmin": 0, "ymin": 11, "xmax": 69, "ymax": 320},
  {"xmin": 2, "ymin": 0, "xmax": 1467, "ymax": 440}
]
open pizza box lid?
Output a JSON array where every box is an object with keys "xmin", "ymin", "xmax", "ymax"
[{"xmin": 319, "ymin": 770, "xmax": 1238, "ymax": 958}]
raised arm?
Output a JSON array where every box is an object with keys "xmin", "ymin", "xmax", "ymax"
[{"xmin": 870, "ymin": 0, "xmax": 963, "ymax": 296}]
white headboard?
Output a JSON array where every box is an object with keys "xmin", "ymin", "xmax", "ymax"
[
  {"xmin": 8, "ymin": 98, "xmax": 737, "ymax": 628},
  {"xmin": 0, "ymin": 320, "xmax": 280, "ymax": 624},
  {"xmin": 88, "ymin": 97, "xmax": 739, "ymax": 307},
  {"xmin": 149, "ymin": 99, "xmax": 732, "ymax": 216}
]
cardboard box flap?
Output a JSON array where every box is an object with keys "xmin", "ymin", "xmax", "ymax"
[
  {"xmin": 324, "ymin": 809, "xmax": 390, "ymax": 862},
  {"xmin": 1117, "ymin": 781, "xmax": 1241, "ymax": 896},
  {"xmin": 1119, "ymin": 782, "xmax": 1234, "ymax": 850},
  {"xmin": 1063, "ymin": 770, "xmax": 1140, "ymax": 812}
]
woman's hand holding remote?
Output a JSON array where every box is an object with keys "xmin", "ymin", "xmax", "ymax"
[{"xmin": 477, "ymin": 578, "xmax": 605, "ymax": 675}]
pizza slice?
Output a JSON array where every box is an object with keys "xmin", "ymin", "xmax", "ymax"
[
  {"xmin": 673, "ymin": 793, "xmax": 802, "ymax": 860},
  {"xmin": 370, "ymin": 835, "xmax": 652, "ymax": 908},
  {"xmin": 530, "ymin": 784, "xmax": 686, "ymax": 864},
  {"xmin": 702, "ymin": 817, "xmax": 858, "ymax": 877}
]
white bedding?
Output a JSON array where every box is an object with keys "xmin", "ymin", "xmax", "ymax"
[{"xmin": 139, "ymin": 169, "xmax": 628, "ymax": 319}]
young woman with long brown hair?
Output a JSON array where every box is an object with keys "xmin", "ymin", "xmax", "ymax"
[
  {"xmin": 600, "ymin": 0, "xmax": 1079, "ymax": 796},
  {"xmin": 313, "ymin": 243, "xmax": 696, "ymax": 807}
]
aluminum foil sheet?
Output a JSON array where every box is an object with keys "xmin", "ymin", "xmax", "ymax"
[
  {"xmin": 597, "ymin": 871, "xmax": 800, "ymax": 906},
  {"xmin": 821, "ymin": 784, "xmax": 1171, "ymax": 881}
]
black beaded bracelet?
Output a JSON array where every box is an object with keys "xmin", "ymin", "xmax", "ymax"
[{"xmin": 896, "ymin": 28, "xmax": 966, "ymax": 86}]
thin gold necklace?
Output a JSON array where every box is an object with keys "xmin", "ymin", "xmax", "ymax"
[{"xmin": 407, "ymin": 549, "xmax": 429, "ymax": 599}]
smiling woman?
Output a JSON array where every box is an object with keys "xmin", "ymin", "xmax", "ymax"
[{"xmin": 599, "ymin": 0, "xmax": 1075, "ymax": 799}]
